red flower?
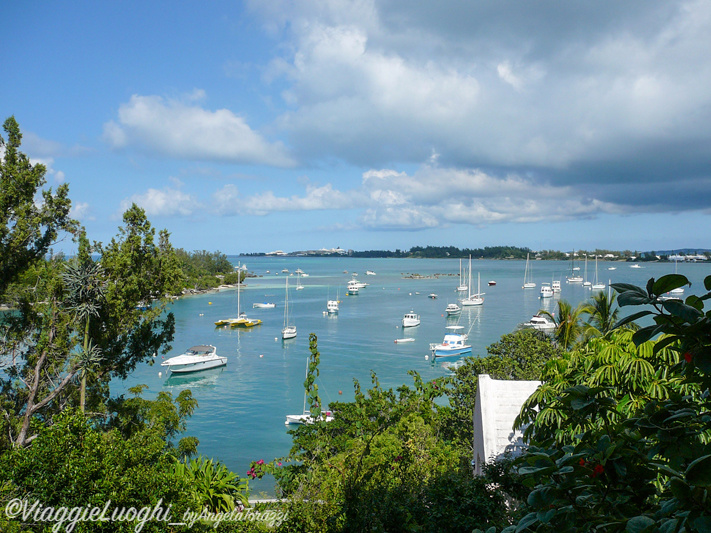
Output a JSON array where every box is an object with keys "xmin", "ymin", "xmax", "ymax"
[
  {"xmin": 256, "ymin": 459, "xmax": 265, "ymax": 465},
  {"xmin": 591, "ymin": 464, "xmax": 604, "ymax": 478},
  {"xmin": 684, "ymin": 352, "xmax": 693, "ymax": 363},
  {"xmin": 579, "ymin": 458, "xmax": 586, "ymax": 466}
]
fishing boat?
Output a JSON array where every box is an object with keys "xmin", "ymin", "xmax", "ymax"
[
  {"xmin": 522, "ymin": 253, "xmax": 536, "ymax": 289},
  {"xmin": 402, "ymin": 311, "xmax": 421, "ymax": 327},
  {"xmin": 281, "ymin": 277, "xmax": 297, "ymax": 340},
  {"xmin": 161, "ymin": 345, "xmax": 227, "ymax": 374},
  {"xmin": 430, "ymin": 326, "xmax": 472, "ymax": 358}
]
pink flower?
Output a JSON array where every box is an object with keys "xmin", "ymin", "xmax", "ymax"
[
  {"xmin": 278, "ymin": 462, "xmax": 282, "ymax": 467},
  {"xmin": 257, "ymin": 459, "xmax": 265, "ymax": 465}
]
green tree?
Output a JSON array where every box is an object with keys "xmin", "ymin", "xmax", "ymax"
[
  {"xmin": 0, "ymin": 116, "xmax": 75, "ymax": 296},
  {"xmin": 0, "ymin": 205, "xmax": 182, "ymax": 448},
  {"xmin": 581, "ymin": 289, "xmax": 621, "ymax": 339},
  {"xmin": 539, "ymin": 299, "xmax": 586, "ymax": 350}
]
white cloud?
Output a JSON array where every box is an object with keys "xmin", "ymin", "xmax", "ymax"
[
  {"xmin": 213, "ymin": 182, "xmax": 359, "ymax": 215},
  {"xmin": 103, "ymin": 93, "xmax": 296, "ymax": 167},
  {"xmin": 70, "ymin": 201, "xmax": 94, "ymax": 221},
  {"xmin": 119, "ymin": 186, "xmax": 201, "ymax": 217}
]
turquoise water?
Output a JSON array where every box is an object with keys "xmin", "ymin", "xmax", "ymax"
[{"xmin": 115, "ymin": 257, "xmax": 710, "ymax": 492}]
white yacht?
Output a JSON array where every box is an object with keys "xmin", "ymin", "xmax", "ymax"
[
  {"xmin": 402, "ymin": 311, "xmax": 421, "ymax": 328},
  {"xmin": 523, "ymin": 314, "xmax": 556, "ymax": 331},
  {"xmin": 161, "ymin": 345, "xmax": 227, "ymax": 374},
  {"xmin": 253, "ymin": 302, "xmax": 276, "ymax": 309},
  {"xmin": 540, "ymin": 283, "xmax": 553, "ymax": 298},
  {"xmin": 327, "ymin": 299, "xmax": 339, "ymax": 314},
  {"xmin": 552, "ymin": 280, "xmax": 561, "ymax": 293}
]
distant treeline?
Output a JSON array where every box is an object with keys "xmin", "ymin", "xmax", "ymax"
[
  {"xmin": 350, "ymin": 246, "xmax": 535, "ymax": 259},
  {"xmin": 175, "ymin": 249, "xmax": 242, "ymax": 290}
]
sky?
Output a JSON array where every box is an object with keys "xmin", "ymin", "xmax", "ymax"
[{"xmin": 2, "ymin": 0, "xmax": 711, "ymax": 255}]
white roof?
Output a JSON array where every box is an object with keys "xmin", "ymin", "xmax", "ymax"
[{"xmin": 472, "ymin": 374, "xmax": 541, "ymax": 475}]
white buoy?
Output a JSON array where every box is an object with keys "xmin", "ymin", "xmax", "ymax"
[
  {"xmin": 158, "ymin": 372, "xmax": 162, "ymax": 377},
  {"xmin": 259, "ymin": 354, "xmax": 264, "ymax": 358},
  {"xmin": 275, "ymin": 337, "xmax": 278, "ymax": 341},
  {"xmin": 424, "ymin": 355, "xmax": 429, "ymax": 361}
]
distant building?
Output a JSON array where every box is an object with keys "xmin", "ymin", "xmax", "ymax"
[
  {"xmin": 472, "ymin": 374, "xmax": 541, "ymax": 476},
  {"xmin": 265, "ymin": 250, "xmax": 288, "ymax": 256}
]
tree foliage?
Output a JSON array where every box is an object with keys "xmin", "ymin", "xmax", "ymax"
[{"xmin": 0, "ymin": 116, "xmax": 75, "ymax": 295}]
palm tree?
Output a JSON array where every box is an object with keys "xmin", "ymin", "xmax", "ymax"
[
  {"xmin": 581, "ymin": 289, "xmax": 621, "ymax": 339},
  {"xmin": 539, "ymin": 299, "xmax": 586, "ymax": 351},
  {"xmin": 62, "ymin": 260, "xmax": 105, "ymax": 412}
]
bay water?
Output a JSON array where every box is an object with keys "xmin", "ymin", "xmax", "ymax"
[{"xmin": 114, "ymin": 257, "xmax": 709, "ymax": 494}]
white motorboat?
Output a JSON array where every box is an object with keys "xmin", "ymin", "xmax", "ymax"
[
  {"xmin": 445, "ymin": 302, "xmax": 461, "ymax": 315},
  {"xmin": 540, "ymin": 282, "xmax": 553, "ymax": 298},
  {"xmin": 428, "ymin": 293, "xmax": 438, "ymax": 299},
  {"xmin": 552, "ymin": 280, "xmax": 561, "ymax": 293},
  {"xmin": 394, "ymin": 337, "xmax": 415, "ymax": 344},
  {"xmin": 430, "ymin": 326, "xmax": 472, "ymax": 358},
  {"xmin": 522, "ymin": 253, "xmax": 536, "ymax": 289},
  {"xmin": 523, "ymin": 314, "xmax": 556, "ymax": 331},
  {"xmin": 366, "ymin": 270, "xmax": 376, "ymax": 275},
  {"xmin": 630, "ymin": 264, "xmax": 642, "ymax": 269},
  {"xmin": 282, "ymin": 277, "xmax": 297, "ymax": 340},
  {"xmin": 161, "ymin": 345, "xmax": 227, "ymax": 374},
  {"xmin": 327, "ymin": 299, "xmax": 339, "ymax": 314},
  {"xmin": 253, "ymin": 302, "xmax": 276, "ymax": 309},
  {"xmin": 402, "ymin": 311, "xmax": 421, "ymax": 327},
  {"xmin": 349, "ymin": 277, "xmax": 367, "ymax": 289}
]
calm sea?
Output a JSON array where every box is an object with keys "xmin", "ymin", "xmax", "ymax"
[{"xmin": 114, "ymin": 257, "xmax": 710, "ymax": 493}]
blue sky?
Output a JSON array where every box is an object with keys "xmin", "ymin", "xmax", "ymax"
[{"xmin": 2, "ymin": 1, "xmax": 710, "ymax": 255}]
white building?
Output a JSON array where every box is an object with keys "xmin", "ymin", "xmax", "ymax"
[{"xmin": 472, "ymin": 374, "xmax": 541, "ymax": 476}]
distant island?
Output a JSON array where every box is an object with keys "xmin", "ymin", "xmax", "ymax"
[{"xmin": 243, "ymin": 246, "xmax": 711, "ymax": 261}]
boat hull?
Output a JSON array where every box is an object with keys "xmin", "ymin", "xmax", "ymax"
[{"xmin": 162, "ymin": 357, "xmax": 227, "ymax": 374}]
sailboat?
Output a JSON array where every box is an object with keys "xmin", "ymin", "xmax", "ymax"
[
  {"xmin": 522, "ymin": 253, "xmax": 536, "ymax": 289},
  {"xmin": 567, "ymin": 251, "xmax": 583, "ymax": 283},
  {"xmin": 591, "ymin": 256, "xmax": 605, "ymax": 291},
  {"xmin": 583, "ymin": 255, "xmax": 592, "ymax": 287},
  {"xmin": 456, "ymin": 258, "xmax": 467, "ymax": 292},
  {"xmin": 285, "ymin": 358, "xmax": 334, "ymax": 425},
  {"xmin": 281, "ymin": 277, "xmax": 297, "ymax": 339},
  {"xmin": 295, "ymin": 270, "xmax": 304, "ymax": 291},
  {"xmin": 461, "ymin": 256, "xmax": 484, "ymax": 306},
  {"xmin": 214, "ymin": 263, "xmax": 262, "ymax": 328}
]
